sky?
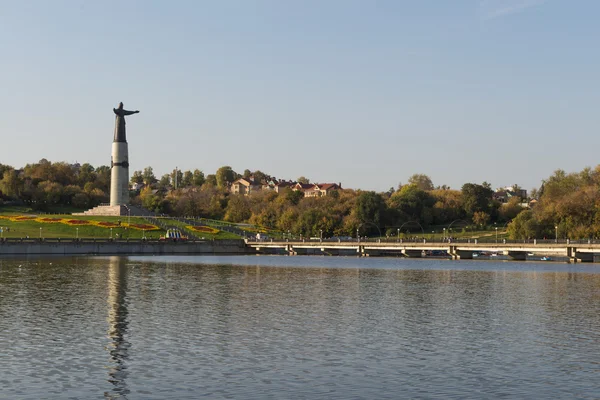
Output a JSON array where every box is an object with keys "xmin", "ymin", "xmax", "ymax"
[{"xmin": 1, "ymin": 0, "xmax": 599, "ymax": 192}]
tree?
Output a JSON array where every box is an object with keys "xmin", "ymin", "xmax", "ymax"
[
  {"xmin": 461, "ymin": 183, "xmax": 494, "ymax": 219},
  {"xmin": 192, "ymin": 169, "xmax": 205, "ymax": 186},
  {"xmin": 171, "ymin": 168, "xmax": 183, "ymax": 189},
  {"xmin": 297, "ymin": 176, "xmax": 310, "ymax": 184},
  {"xmin": 0, "ymin": 169, "xmax": 23, "ymax": 199},
  {"xmin": 216, "ymin": 166, "xmax": 236, "ymax": 188},
  {"xmin": 407, "ymin": 174, "xmax": 434, "ymax": 191},
  {"xmin": 181, "ymin": 170, "xmax": 193, "ymax": 187},
  {"xmin": 130, "ymin": 170, "xmax": 143, "ymax": 185},
  {"xmin": 224, "ymin": 195, "xmax": 251, "ymax": 222},
  {"xmin": 243, "ymin": 169, "xmax": 252, "ymax": 179},
  {"xmin": 388, "ymin": 184, "xmax": 435, "ymax": 225},
  {"xmin": 472, "ymin": 211, "xmax": 490, "ymax": 226},
  {"xmin": 253, "ymin": 170, "xmax": 267, "ymax": 184},
  {"xmin": 157, "ymin": 174, "xmax": 171, "ymax": 189},
  {"xmin": 205, "ymin": 174, "xmax": 217, "ymax": 187},
  {"xmin": 142, "ymin": 166, "xmax": 157, "ymax": 185},
  {"xmin": 354, "ymin": 191, "xmax": 386, "ymax": 233}
]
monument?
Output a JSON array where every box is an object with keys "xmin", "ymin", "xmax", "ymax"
[
  {"xmin": 110, "ymin": 102, "xmax": 139, "ymax": 206},
  {"xmin": 75, "ymin": 102, "xmax": 150, "ymax": 216}
]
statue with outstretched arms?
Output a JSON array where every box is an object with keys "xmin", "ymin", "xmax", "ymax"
[{"xmin": 113, "ymin": 102, "xmax": 140, "ymax": 142}]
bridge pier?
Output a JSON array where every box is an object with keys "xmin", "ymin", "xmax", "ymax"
[
  {"xmin": 568, "ymin": 247, "xmax": 594, "ymax": 263},
  {"xmin": 448, "ymin": 246, "xmax": 473, "ymax": 260}
]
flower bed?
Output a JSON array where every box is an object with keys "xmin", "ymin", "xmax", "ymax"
[
  {"xmin": 36, "ymin": 217, "xmax": 64, "ymax": 223},
  {"xmin": 63, "ymin": 219, "xmax": 92, "ymax": 226},
  {"xmin": 126, "ymin": 223, "xmax": 159, "ymax": 231},
  {"xmin": 94, "ymin": 221, "xmax": 120, "ymax": 228},
  {"xmin": 11, "ymin": 216, "xmax": 37, "ymax": 221},
  {"xmin": 186, "ymin": 225, "xmax": 220, "ymax": 234}
]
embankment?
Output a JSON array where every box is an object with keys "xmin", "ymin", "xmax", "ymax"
[{"xmin": 0, "ymin": 239, "xmax": 250, "ymax": 256}]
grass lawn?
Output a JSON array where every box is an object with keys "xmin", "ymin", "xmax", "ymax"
[
  {"xmin": 157, "ymin": 218, "xmax": 241, "ymax": 240},
  {"xmin": 0, "ymin": 213, "xmax": 165, "ymax": 240}
]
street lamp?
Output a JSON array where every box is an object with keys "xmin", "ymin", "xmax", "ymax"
[
  {"xmin": 432, "ymin": 230, "xmax": 435, "ymax": 241},
  {"xmin": 555, "ymin": 225, "xmax": 558, "ymax": 243},
  {"xmin": 357, "ymin": 228, "xmax": 359, "ymax": 242},
  {"xmin": 443, "ymin": 228, "xmax": 446, "ymax": 240},
  {"xmin": 397, "ymin": 228, "xmax": 400, "ymax": 242},
  {"xmin": 39, "ymin": 227, "xmax": 42, "ymax": 239},
  {"xmin": 110, "ymin": 228, "xmax": 113, "ymax": 239},
  {"xmin": 319, "ymin": 229, "xmax": 323, "ymax": 241},
  {"xmin": 495, "ymin": 227, "xmax": 498, "ymax": 243}
]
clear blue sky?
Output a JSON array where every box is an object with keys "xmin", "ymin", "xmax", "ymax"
[{"xmin": 1, "ymin": 0, "xmax": 599, "ymax": 192}]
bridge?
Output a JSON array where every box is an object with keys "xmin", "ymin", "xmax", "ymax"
[{"xmin": 247, "ymin": 239, "xmax": 600, "ymax": 263}]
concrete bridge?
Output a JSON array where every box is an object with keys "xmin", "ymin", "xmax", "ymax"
[{"xmin": 247, "ymin": 239, "xmax": 600, "ymax": 263}]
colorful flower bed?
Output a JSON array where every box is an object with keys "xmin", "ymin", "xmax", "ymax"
[
  {"xmin": 63, "ymin": 219, "xmax": 92, "ymax": 225},
  {"xmin": 11, "ymin": 216, "xmax": 37, "ymax": 221},
  {"xmin": 186, "ymin": 225, "xmax": 220, "ymax": 234},
  {"xmin": 0, "ymin": 215, "xmax": 159, "ymax": 231},
  {"xmin": 95, "ymin": 221, "xmax": 120, "ymax": 228},
  {"xmin": 36, "ymin": 217, "xmax": 64, "ymax": 223},
  {"xmin": 126, "ymin": 223, "xmax": 159, "ymax": 231}
]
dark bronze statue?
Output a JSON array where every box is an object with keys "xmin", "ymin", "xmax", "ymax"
[{"xmin": 113, "ymin": 102, "xmax": 140, "ymax": 142}]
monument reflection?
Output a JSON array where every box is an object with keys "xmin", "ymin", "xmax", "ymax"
[{"xmin": 105, "ymin": 256, "xmax": 130, "ymax": 398}]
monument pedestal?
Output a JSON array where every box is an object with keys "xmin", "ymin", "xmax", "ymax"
[{"xmin": 73, "ymin": 204, "xmax": 153, "ymax": 216}]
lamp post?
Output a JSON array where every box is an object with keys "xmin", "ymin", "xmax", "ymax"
[
  {"xmin": 110, "ymin": 228, "xmax": 113, "ymax": 239},
  {"xmin": 555, "ymin": 225, "xmax": 558, "ymax": 243},
  {"xmin": 495, "ymin": 227, "xmax": 498, "ymax": 243},
  {"xmin": 443, "ymin": 228, "xmax": 446, "ymax": 240},
  {"xmin": 39, "ymin": 227, "xmax": 42, "ymax": 239},
  {"xmin": 319, "ymin": 229, "xmax": 323, "ymax": 241},
  {"xmin": 76, "ymin": 228, "xmax": 79, "ymax": 240},
  {"xmin": 357, "ymin": 228, "xmax": 359, "ymax": 242},
  {"xmin": 397, "ymin": 228, "xmax": 400, "ymax": 242},
  {"xmin": 432, "ymin": 230, "xmax": 435, "ymax": 241}
]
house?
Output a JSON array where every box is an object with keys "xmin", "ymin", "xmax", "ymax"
[
  {"xmin": 230, "ymin": 178, "xmax": 261, "ymax": 195},
  {"xmin": 292, "ymin": 183, "xmax": 315, "ymax": 196},
  {"xmin": 131, "ymin": 182, "xmax": 145, "ymax": 191},
  {"xmin": 314, "ymin": 183, "xmax": 342, "ymax": 196},
  {"xmin": 301, "ymin": 183, "xmax": 342, "ymax": 197},
  {"xmin": 275, "ymin": 180, "xmax": 296, "ymax": 193}
]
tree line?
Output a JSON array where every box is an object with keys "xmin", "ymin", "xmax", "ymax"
[
  {"xmin": 4, "ymin": 159, "xmax": 599, "ymax": 239},
  {"xmin": 0, "ymin": 160, "xmax": 538, "ymax": 238}
]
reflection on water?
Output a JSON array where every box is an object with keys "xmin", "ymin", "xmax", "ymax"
[
  {"xmin": 105, "ymin": 256, "xmax": 130, "ymax": 398},
  {"xmin": 1, "ymin": 255, "xmax": 600, "ymax": 399}
]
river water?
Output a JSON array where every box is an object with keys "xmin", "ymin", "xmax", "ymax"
[{"xmin": 1, "ymin": 255, "xmax": 600, "ymax": 399}]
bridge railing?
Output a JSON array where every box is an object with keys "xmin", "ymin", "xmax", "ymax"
[{"xmin": 245, "ymin": 237, "xmax": 600, "ymax": 245}]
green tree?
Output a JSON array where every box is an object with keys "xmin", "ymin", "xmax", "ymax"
[
  {"xmin": 130, "ymin": 170, "xmax": 143, "ymax": 185},
  {"xmin": 205, "ymin": 174, "xmax": 217, "ymax": 187},
  {"xmin": 407, "ymin": 173, "xmax": 434, "ymax": 191},
  {"xmin": 192, "ymin": 169, "xmax": 205, "ymax": 186},
  {"xmin": 461, "ymin": 183, "xmax": 494, "ymax": 219},
  {"xmin": 181, "ymin": 170, "xmax": 193, "ymax": 187},
  {"xmin": 0, "ymin": 169, "xmax": 23, "ymax": 199},
  {"xmin": 224, "ymin": 195, "xmax": 251, "ymax": 222},
  {"xmin": 142, "ymin": 166, "xmax": 157, "ymax": 185},
  {"xmin": 354, "ymin": 191, "xmax": 386, "ymax": 233},
  {"xmin": 297, "ymin": 176, "xmax": 310, "ymax": 184},
  {"xmin": 171, "ymin": 169, "xmax": 183, "ymax": 189},
  {"xmin": 216, "ymin": 166, "xmax": 236, "ymax": 188}
]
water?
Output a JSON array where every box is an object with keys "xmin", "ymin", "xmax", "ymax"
[{"xmin": 1, "ymin": 255, "xmax": 600, "ymax": 399}]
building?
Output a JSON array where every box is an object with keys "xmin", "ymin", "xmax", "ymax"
[{"xmin": 230, "ymin": 178, "xmax": 261, "ymax": 195}]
